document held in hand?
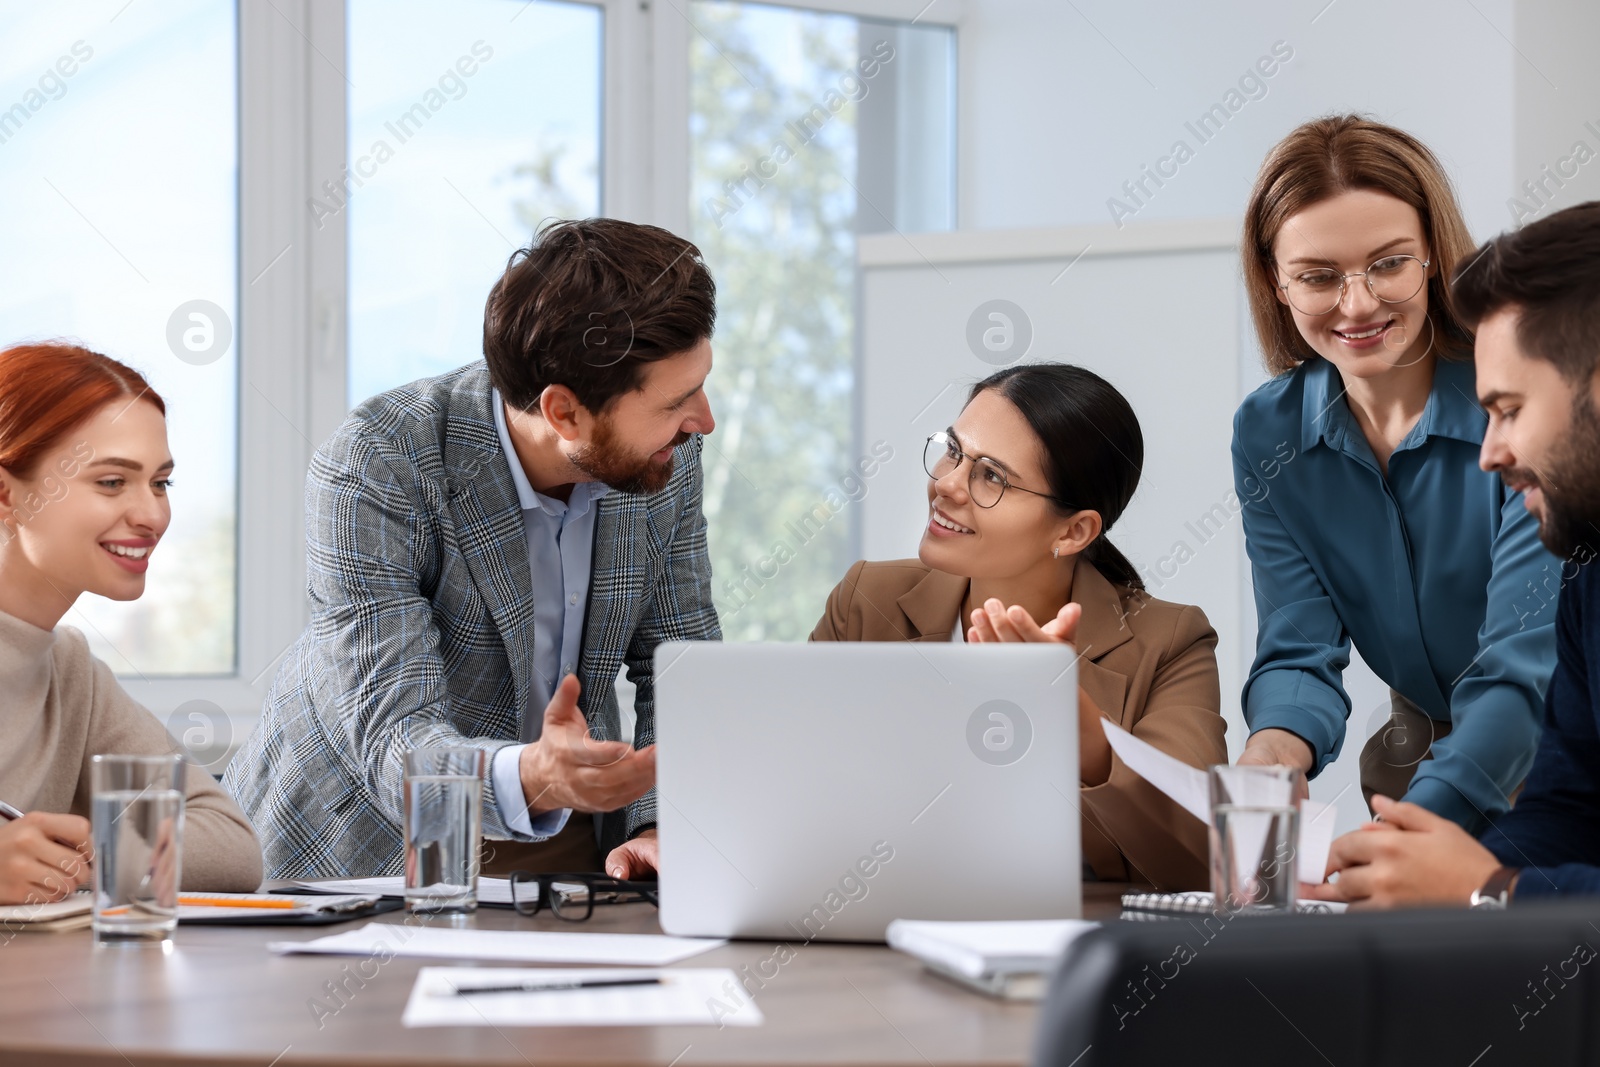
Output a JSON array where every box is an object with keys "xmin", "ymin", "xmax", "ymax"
[{"xmin": 1099, "ymin": 719, "xmax": 1337, "ymax": 884}]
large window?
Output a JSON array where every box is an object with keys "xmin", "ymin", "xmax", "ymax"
[
  {"xmin": 688, "ymin": 2, "xmax": 955, "ymax": 640},
  {"xmin": 346, "ymin": 0, "xmax": 602, "ymax": 404},
  {"xmin": 0, "ymin": 0, "xmax": 957, "ymax": 725},
  {"xmin": 0, "ymin": 1, "xmax": 238, "ymax": 676}
]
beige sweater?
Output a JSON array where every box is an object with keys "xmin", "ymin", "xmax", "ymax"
[{"xmin": 0, "ymin": 608, "xmax": 263, "ymax": 891}]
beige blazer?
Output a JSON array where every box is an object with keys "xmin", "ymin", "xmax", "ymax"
[{"xmin": 810, "ymin": 556, "xmax": 1227, "ymax": 891}]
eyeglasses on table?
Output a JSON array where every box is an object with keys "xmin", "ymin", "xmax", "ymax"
[{"xmin": 507, "ymin": 870, "xmax": 660, "ymax": 921}]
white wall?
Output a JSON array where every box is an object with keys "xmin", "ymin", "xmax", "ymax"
[
  {"xmin": 956, "ymin": 0, "xmax": 1517, "ymax": 238},
  {"xmin": 1512, "ymin": 0, "xmax": 1600, "ymax": 223},
  {"xmin": 858, "ymin": 0, "xmax": 1590, "ymax": 838}
]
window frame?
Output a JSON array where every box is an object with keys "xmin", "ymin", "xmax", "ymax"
[{"xmin": 127, "ymin": 0, "xmax": 961, "ymax": 742}]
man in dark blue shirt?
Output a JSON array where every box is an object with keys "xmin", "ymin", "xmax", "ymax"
[{"xmin": 1308, "ymin": 200, "xmax": 1600, "ymax": 907}]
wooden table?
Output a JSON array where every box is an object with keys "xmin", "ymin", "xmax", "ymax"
[{"xmin": 0, "ymin": 884, "xmax": 1134, "ymax": 1067}]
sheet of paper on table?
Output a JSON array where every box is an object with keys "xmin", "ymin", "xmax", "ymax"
[
  {"xmin": 401, "ymin": 967, "xmax": 763, "ymax": 1028},
  {"xmin": 269, "ymin": 922, "xmax": 726, "ymax": 966},
  {"xmin": 1099, "ymin": 719, "xmax": 1338, "ymax": 884}
]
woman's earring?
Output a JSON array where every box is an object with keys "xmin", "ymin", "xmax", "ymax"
[{"xmin": 1052, "ymin": 546, "xmax": 1060, "ymax": 559}]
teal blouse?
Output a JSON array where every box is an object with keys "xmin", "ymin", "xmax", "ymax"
[{"xmin": 1232, "ymin": 356, "xmax": 1559, "ymax": 834}]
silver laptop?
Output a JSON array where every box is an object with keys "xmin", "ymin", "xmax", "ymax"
[{"xmin": 654, "ymin": 642, "xmax": 1082, "ymax": 942}]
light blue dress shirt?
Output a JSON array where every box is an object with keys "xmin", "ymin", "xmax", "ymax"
[
  {"xmin": 1232, "ymin": 357, "xmax": 1560, "ymax": 834},
  {"xmin": 487, "ymin": 390, "xmax": 610, "ymax": 839}
]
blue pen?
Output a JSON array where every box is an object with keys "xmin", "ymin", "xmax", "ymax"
[{"xmin": 0, "ymin": 800, "xmax": 24, "ymax": 822}]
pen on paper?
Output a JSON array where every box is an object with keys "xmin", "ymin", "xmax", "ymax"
[{"xmin": 442, "ymin": 976, "xmax": 665, "ymax": 997}]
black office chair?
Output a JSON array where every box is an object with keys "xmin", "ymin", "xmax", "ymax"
[{"xmin": 1034, "ymin": 901, "xmax": 1600, "ymax": 1066}]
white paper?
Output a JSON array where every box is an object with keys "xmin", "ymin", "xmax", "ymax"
[
  {"xmin": 1099, "ymin": 719, "xmax": 1337, "ymax": 885},
  {"xmin": 269, "ymin": 921, "xmax": 725, "ymax": 966},
  {"xmin": 401, "ymin": 967, "xmax": 762, "ymax": 1028},
  {"xmin": 1100, "ymin": 718, "xmax": 1210, "ymax": 823},
  {"xmin": 1296, "ymin": 799, "xmax": 1337, "ymax": 884}
]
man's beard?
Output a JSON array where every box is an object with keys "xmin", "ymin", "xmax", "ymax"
[
  {"xmin": 1505, "ymin": 394, "xmax": 1600, "ymax": 560},
  {"xmin": 572, "ymin": 417, "xmax": 690, "ymax": 496}
]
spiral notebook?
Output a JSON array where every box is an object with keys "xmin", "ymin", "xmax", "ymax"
[{"xmin": 1120, "ymin": 890, "xmax": 1346, "ymax": 916}]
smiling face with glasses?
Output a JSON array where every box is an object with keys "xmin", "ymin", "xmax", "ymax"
[
  {"xmin": 1272, "ymin": 189, "xmax": 1437, "ymax": 381},
  {"xmin": 917, "ymin": 388, "xmax": 1096, "ymax": 593}
]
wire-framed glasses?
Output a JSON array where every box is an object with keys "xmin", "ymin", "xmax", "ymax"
[
  {"xmin": 923, "ymin": 430, "xmax": 1066, "ymax": 509},
  {"xmin": 1278, "ymin": 254, "xmax": 1430, "ymax": 316},
  {"xmin": 508, "ymin": 871, "xmax": 659, "ymax": 922}
]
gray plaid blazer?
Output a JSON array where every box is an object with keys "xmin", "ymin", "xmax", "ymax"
[{"xmin": 223, "ymin": 362, "xmax": 721, "ymax": 879}]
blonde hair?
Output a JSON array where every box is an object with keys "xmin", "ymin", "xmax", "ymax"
[{"xmin": 1241, "ymin": 115, "xmax": 1477, "ymax": 376}]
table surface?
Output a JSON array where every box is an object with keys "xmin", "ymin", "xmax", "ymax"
[{"xmin": 0, "ymin": 884, "xmax": 1136, "ymax": 1067}]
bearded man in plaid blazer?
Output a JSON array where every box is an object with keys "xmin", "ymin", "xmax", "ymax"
[{"xmin": 225, "ymin": 219, "xmax": 721, "ymax": 880}]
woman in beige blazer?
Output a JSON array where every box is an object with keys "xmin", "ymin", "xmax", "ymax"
[{"xmin": 812, "ymin": 363, "xmax": 1226, "ymax": 891}]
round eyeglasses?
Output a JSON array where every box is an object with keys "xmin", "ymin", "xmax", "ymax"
[
  {"xmin": 923, "ymin": 431, "xmax": 1069, "ymax": 510},
  {"xmin": 1278, "ymin": 254, "xmax": 1430, "ymax": 316}
]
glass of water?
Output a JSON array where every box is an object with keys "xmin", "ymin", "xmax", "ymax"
[
  {"xmin": 1208, "ymin": 764, "xmax": 1302, "ymax": 913},
  {"xmin": 91, "ymin": 754, "xmax": 186, "ymax": 941},
  {"xmin": 403, "ymin": 747, "xmax": 485, "ymax": 914}
]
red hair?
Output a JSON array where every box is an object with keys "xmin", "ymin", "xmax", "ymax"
[{"xmin": 0, "ymin": 342, "xmax": 165, "ymax": 478}]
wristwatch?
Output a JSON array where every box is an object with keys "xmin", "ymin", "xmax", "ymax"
[{"xmin": 1470, "ymin": 865, "xmax": 1520, "ymax": 909}]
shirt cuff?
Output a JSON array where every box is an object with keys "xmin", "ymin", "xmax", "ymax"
[
  {"xmin": 1244, "ymin": 705, "xmax": 1340, "ymax": 777},
  {"xmin": 489, "ymin": 744, "xmax": 572, "ymax": 841},
  {"xmin": 1400, "ymin": 775, "xmax": 1492, "ymax": 837}
]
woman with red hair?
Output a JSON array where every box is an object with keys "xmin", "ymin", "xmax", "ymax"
[{"xmin": 0, "ymin": 341, "xmax": 261, "ymax": 903}]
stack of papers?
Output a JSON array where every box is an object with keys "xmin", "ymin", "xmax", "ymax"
[
  {"xmin": 291, "ymin": 877, "xmax": 504, "ymax": 905},
  {"xmin": 269, "ymin": 922, "xmax": 726, "ymax": 966},
  {"xmin": 0, "ymin": 894, "xmax": 93, "ymax": 932},
  {"xmin": 886, "ymin": 918, "xmax": 1099, "ymax": 1000},
  {"xmin": 401, "ymin": 967, "xmax": 763, "ymax": 1028},
  {"xmin": 0, "ymin": 891, "xmax": 392, "ymax": 930},
  {"xmin": 288, "ymin": 876, "xmax": 588, "ymax": 907},
  {"xmin": 176, "ymin": 893, "xmax": 385, "ymax": 922}
]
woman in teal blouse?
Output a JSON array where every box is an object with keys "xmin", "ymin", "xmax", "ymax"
[{"xmin": 1232, "ymin": 115, "xmax": 1558, "ymax": 834}]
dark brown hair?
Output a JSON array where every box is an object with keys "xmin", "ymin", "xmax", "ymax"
[
  {"xmin": 1242, "ymin": 115, "xmax": 1477, "ymax": 375},
  {"xmin": 970, "ymin": 363, "xmax": 1145, "ymax": 591},
  {"xmin": 483, "ymin": 218, "xmax": 717, "ymax": 414},
  {"xmin": 0, "ymin": 341, "xmax": 164, "ymax": 478},
  {"xmin": 1453, "ymin": 200, "xmax": 1600, "ymax": 383}
]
